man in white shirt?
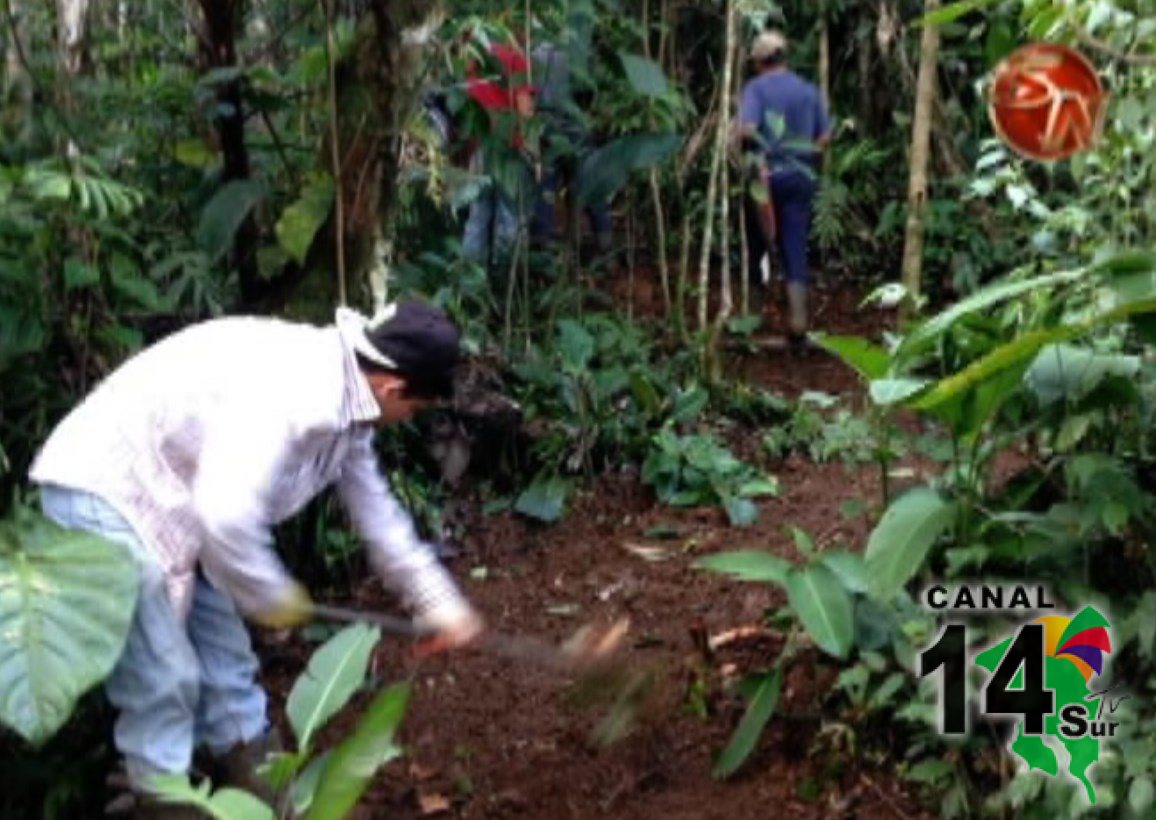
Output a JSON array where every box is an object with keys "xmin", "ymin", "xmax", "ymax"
[{"xmin": 31, "ymin": 300, "xmax": 482, "ymax": 817}]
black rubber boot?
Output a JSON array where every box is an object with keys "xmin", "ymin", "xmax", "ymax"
[{"xmin": 210, "ymin": 728, "xmax": 283, "ymax": 805}]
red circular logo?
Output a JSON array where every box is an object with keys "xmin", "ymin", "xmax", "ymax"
[{"xmin": 988, "ymin": 43, "xmax": 1107, "ymax": 161}]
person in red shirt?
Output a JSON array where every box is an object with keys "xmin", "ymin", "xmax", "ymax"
[{"xmin": 461, "ymin": 43, "xmax": 536, "ymax": 265}]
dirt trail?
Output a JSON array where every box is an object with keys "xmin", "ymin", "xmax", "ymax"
[{"xmin": 263, "ymin": 288, "xmax": 929, "ymax": 819}]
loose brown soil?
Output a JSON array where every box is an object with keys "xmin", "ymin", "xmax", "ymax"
[{"xmin": 261, "ymin": 286, "xmax": 934, "ymax": 819}]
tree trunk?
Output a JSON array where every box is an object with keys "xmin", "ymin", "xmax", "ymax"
[
  {"xmin": 356, "ymin": 1, "xmax": 443, "ymax": 310},
  {"xmin": 56, "ymin": 0, "xmax": 89, "ymax": 77},
  {"xmin": 56, "ymin": 0, "xmax": 89, "ymax": 156},
  {"xmin": 4, "ymin": 0, "xmax": 33, "ymax": 136},
  {"xmin": 900, "ymin": 0, "xmax": 940, "ymax": 305},
  {"xmin": 857, "ymin": 6, "xmax": 872, "ymax": 130},
  {"xmin": 194, "ymin": 0, "xmax": 263, "ymax": 306},
  {"xmin": 705, "ymin": 0, "xmax": 737, "ymax": 383}
]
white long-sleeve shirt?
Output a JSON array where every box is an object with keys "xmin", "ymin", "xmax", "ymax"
[{"xmin": 30, "ymin": 308, "xmax": 468, "ymax": 625}]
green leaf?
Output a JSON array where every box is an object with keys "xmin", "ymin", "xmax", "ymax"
[
  {"xmin": 820, "ymin": 551, "xmax": 869, "ymax": 594},
  {"xmin": 812, "ymin": 334, "xmax": 890, "ymax": 380},
  {"xmin": 557, "ymin": 319, "xmax": 595, "ymax": 370},
  {"xmin": 303, "ymin": 683, "xmax": 410, "ymax": 820},
  {"xmin": 912, "ymin": 288, "xmax": 1156, "ymax": 411},
  {"xmin": 713, "ymin": 670, "xmax": 781, "ymax": 778},
  {"xmin": 275, "ymin": 174, "xmax": 334, "ymax": 264},
  {"xmin": 722, "ymin": 496, "xmax": 758, "ymax": 527},
  {"xmin": 287, "ymin": 623, "xmax": 380, "ymax": 753},
  {"xmin": 578, "ymin": 134, "xmax": 681, "ymax": 206},
  {"xmin": 63, "ymin": 257, "xmax": 99, "ymax": 291},
  {"xmin": 916, "ymin": 0, "xmax": 1006, "ymax": 28},
  {"xmin": 897, "ymin": 269, "xmax": 1083, "ymax": 359},
  {"xmin": 1130, "ymin": 777, "xmax": 1155, "ymax": 814},
  {"xmin": 174, "ymin": 139, "xmax": 218, "ymax": 169},
  {"xmin": 0, "ymin": 510, "xmax": 139, "ymax": 744},
  {"xmin": 695, "ymin": 550, "xmax": 790, "ymax": 585},
  {"xmin": 259, "ymin": 750, "xmax": 306, "ymax": 793},
  {"xmin": 786, "ymin": 564, "xmax": 855, "ymax": 659},
  {"xmin": 905, "ymin": 758, "xmax": 953, "ymax": 785},
  {"xmin": 110, "ymin": 257, "xmax": 162, "ymax": 310},
  {"xmin": 869, "ymin": 378, "xmax": 929, "ymax": 406},
  {"xmin": 629, "ymin": 368, "xmax": 663, "ymax": 416},
  {"xmin": 618, "ymin": 52, "xmax": 669, "ymax": 97},
  {"xmin": 865, "ymin": 488, "xmax": 956, "ymax": 601},
  {"xmin": 869, "ymin": 671, "xmax": 907, "ymax": 710},
  {"xmin": 738, "ymin": 477, "xmax": 780, "ymax": 498},
  {"xmin": 291, "ymin": 752, "xmax": 330, "ymax": 817},
  {"xmin": 150, "ymin": 775, "xmax": 275, "ymax": 820},
  {"xmin": 1024, "ymin": 344, "xmax": 1140, "ymax": 405},
  {"xmin": 514, "ymin": 475, "xmax": 571, "ymax": 523},
  {"xmin": 197, "ymin": 179, "xmax": 266, "ymax": 262}
]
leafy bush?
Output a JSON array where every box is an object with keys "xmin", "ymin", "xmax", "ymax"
[
  {"xmin": 642, "ymin": 428, "xmax": 778, "ymax": 526},
  {"xmin": 152, "ymin": 623, "xmax": 410, "ymax": 819},
  {"xmin": 696, "ymin": 528, "xmax": 926, "ymax": 777}
]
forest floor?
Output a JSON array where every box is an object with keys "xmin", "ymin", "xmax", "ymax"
[{"xmin": 260, "ymin": 284, "xmax": 937, "ymax": 819}]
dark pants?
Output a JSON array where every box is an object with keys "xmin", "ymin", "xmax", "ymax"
[
  {"xmin": 745, "ymin": 170, "xmax": 816, "ymax": 287},
  {"xmin": 531, "ymin": 164, "xmax": 611, "ymax": 244}
]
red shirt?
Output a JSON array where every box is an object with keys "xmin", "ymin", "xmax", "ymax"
[{"xmin": 467, "ymin": 44, "xmax": 534, "ymax": 111}]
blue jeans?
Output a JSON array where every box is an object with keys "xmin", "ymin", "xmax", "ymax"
[
  {"xmin": 746, "ymin": 170, "xmax": 815, "ymax": 286},
  {"xmin": 40, "ymin": 485, "xmax": 267, "ymax": 785},
  {"xmin": 463, "ymin": 187, "xmax": 520, "ymax": 263}
]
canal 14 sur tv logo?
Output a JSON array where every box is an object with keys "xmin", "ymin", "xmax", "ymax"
[{"xmin": 918, "ymin": 583, "xmax": 1123, "ymax": 804}]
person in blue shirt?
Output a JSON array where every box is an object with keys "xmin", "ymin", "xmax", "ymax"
[{"xmin": 739, "ymin": 30, "xmax": 831, "ymax": 352}]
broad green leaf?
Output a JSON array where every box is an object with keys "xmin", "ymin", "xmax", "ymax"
[
  {"xmin": 618, "ymin": 52, "xmax": 669, "ymax": 97},
  {"xmin": 866, "ymin": 488, "xmax": 956, "ymax": 601},
  {"xmin": 713, "ymin": 670, "xmax": 781, "ymax": 779},
  {"xmin": 812, "ymin": 334, "xmax": 890, "ymax": 380},
  {"xmin": 174, "ymin": 139, "xmax": 218, "ymax": 169},
  {"xmin": 291, "ymin": 752, "xmax": 330, "ymax": 816},
  {"xmin": 259, "ymin": 750, "xmax": 305, "ymax": 793},
  {"xmin": 150, "ymin": 775, "xmax": 275, "ymax": 820},
  {"xmin": 578, "ymin": 134, "xmax": 681, "ymax": 207},
  {"xmin": 896, "ymin": 269, "xmax": 1083, "ymax": 359},
  {"xmin": 786, "ymin": 564, "xmax": 855, "ymax": 659},
  {"xmin": 197, "ymin": 179, "xmax": 266, "ymax": 261},
  {"xmin": 870, "ymin": 377, "xmax": 929, "ymax": 406},
  {"xmin": 304, "ymin": 683, "xmax": 410, "ymax": 820},
  {"xmin": 287, "ymin": 623, "xmax": 380, "ymax": 752},
  {"xmin": 1130, "ymin": 777, "xmax": 1155, "ymax": 814},
  {"xmin": 275, "ymin": 174, "xmax": 334, "ymax": 264},
  {"xmin": 63, "ymin": 257, "xmax": 99, "ymax": 291},
  {"xmin": 912, "ymin": 293, "xmax": 1156, "ymax": 410},
  {"xmin": 820, "ymin": 551, "xmax": 869, "ymax": 594},
  {"xmin": 1091, "ymin": 250, "xmax": 1156, "ymax": 280},
  {"xmin": 514, "ymin": 475, "xmax": 571, "ymax": 523},
  {"xmin": 722, "ymin": 496, "xmax": 758, "ymax": 527},
  {"xmin": 695, "ymin": 550, "xmax": 790, "ymax": 585},
  {"xmin": 628, "ymin": 368, "xmax": 663, "ymax": 416},
  {"xmin": 0, "ymin": 510, "xmax": 139, "ymax": 744},
  {"xmin": 557, "ymin": 319, "xmax": 595, "ymax": 370},
  {"xmin": 1024, "ymin": 344, "xmax": 1140, "ymax": 405}
]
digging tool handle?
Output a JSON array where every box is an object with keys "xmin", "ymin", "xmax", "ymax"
[{"xmin": 309, "ymin": 603, "xmax": 578, "ymax": 672}]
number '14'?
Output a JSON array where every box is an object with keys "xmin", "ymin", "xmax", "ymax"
[{"xmin": 919, "ymin": 623, "xmax": 1054, "ymax": 735}]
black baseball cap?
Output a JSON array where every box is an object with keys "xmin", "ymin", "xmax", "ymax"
[{"xmin": 355, "ymin": 300, "xmax": 460, "ymax": 400}]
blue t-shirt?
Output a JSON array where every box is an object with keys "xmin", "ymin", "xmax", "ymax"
[{"xmin": 739, "ymin": 70, "xmax": 830, "ymax": 174}]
